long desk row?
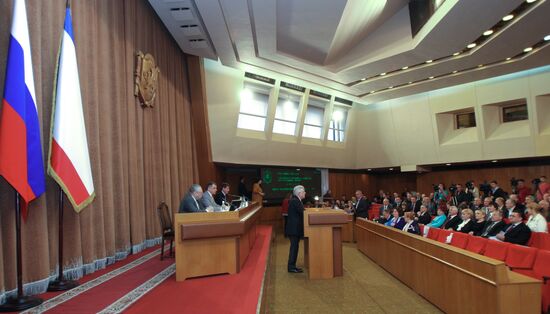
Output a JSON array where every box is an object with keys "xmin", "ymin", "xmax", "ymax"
[{"xmin": 355, "ymin": 218, "xmax": 540, "ymax": 314}]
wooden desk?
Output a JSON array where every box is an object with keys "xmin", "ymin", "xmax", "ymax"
[
  {"xmin": 174, "ymin": 203, "xmax": 261, "ymax": 281},
  {"xmin": 342, "ymin": 213, "xmax": 355, "ymax": 242},
  {"xmin": 304, "ymin": 208, "xmax": 348, "ymax": 279},
  {"xmin": 355, "ymin": 219, "xmax": 540, "ymax": 314}
]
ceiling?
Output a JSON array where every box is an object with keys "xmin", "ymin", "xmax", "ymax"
[{"xmin": 149, "ymin": 0, "xmax": 550, "ymax": 104}]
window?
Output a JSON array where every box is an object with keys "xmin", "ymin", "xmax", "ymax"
[
  {"xmin": 273, "ymin": 92, "xmax": 300, "ymax": 135},
  {"xmin": 302, "ymin": 98, "xmax": 326, "ymax": 139},
  {"xmin": 328, "ymin": 107, "xmax": 347, "ymax": 142},
  {"xmin": 455, "ymin": 112, "xmax": 476, "ymax": 129},
  {"xmin": 502, "ymin": 103, "xmax": 528, "ymax": 122},
  {"xmin": 237, "ymin": 83, "xmax": 270, "ymax": 131}
]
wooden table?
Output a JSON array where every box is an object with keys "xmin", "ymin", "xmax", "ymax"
[
  {"xmin": 174, "ymin": 202, "xmax": 261, "ymax": 281},
  {"xmin": 355, "ymin": 218, "xmax": 540, "ymax": 314},
  {"xmin": 303, "ymin": 208, "xmax": 348, "ymax": 279},
  {"xmin": 342, "ymin": 213, "xmax": 355, "ymax": 242}
]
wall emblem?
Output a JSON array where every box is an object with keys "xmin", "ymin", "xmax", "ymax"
[{"xmin": 134, "ymin": 51, "xmax": 160, "ymax": 107}]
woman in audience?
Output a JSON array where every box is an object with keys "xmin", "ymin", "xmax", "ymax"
[
  {"xmin": 400, "ymin": 202, "xmax": 409, "ymax": 213},
  {"xmin": 402, "ymin": 212, "xmax": 420, "ymax": 235},
  {"xmin": 455, "ymin": 208, "xmax": 474, "ymax": 233},
  {"xmin": 469, "ymin": 209, "xmax": 487, "ymax": 236},
  {"xmin": 486, "ymin": 203, "xmax": 497, "ymax": 221},
  {"xmin": 426, "ymin": 208, "xmax": 446, "ymax": 229},
  {"xmin": 525, "ymin": 203, "xmax": 548, "ymax": 233},
  {"xmin": 416, "ymin": 205, "xmax": 432, "ymax": 225},
  {"xmin": 385, "ymin": 208, "xmax": 405, "ymax": 229}
]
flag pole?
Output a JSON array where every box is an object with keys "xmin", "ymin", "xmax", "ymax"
[
  {"xmin": 0, "ymin": 193, "xmax": 43, "ymax": 312},
  {"xmin": 47, "ymin": 186, "xmax": 79, "ymax": 291}
]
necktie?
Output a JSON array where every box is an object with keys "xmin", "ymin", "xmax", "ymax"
[
  {"xmin": 482, "ymin": 222, "xmax": 495, "ymax": 237},
  {"xmin": 505, "ymin": 224, "xmax": 515, "ymax": 233}
]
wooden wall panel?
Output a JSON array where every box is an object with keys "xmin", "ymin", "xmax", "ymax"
[{"xmin": 328, "ymin": 172, "xmax": 371, "ymax": 200}]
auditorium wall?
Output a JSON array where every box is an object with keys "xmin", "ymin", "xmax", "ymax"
[{"xmin": 0, "ymin": 0, "xmax": 199, "ymax": 299}]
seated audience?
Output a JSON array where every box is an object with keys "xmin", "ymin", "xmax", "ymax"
[
  {"xmin": 516, "ymin": 179, "xmax": 531, "ymax": 204},
  {"xmin": 455, "ymin": 208, "xmax": 474, "ymax": 233},
  {"xmin": 480, "ymin": 210, "xmax": 506, "ymax": 238},
  {"xmin": 374, "ymin": 208, "xmax": 391, "ymax": 224},
  {"xmin": 536, "ymin": 176, "xmax": 549, "ymax": 201},
  {"xmin": 385, "ymin": 208, "xmax": 405, "ymax": 230},
  {"xmin": 443, "ymin": 206, "xmax": 461, "ymax": 230},
  {"xmin": 399, "ymin": 202, "xmax": 409, "ymax": 214},
  {"xmin": 503, "ymin": 198, "xmax": 517, "ymax": 219},
  {"xmin": 525, "ymin": 203, "xmax": 548, "ymax": 233},
  {"xmin": 471, "ymin": 197, "xmax": 482, "ymax": 211},
  {"xmin": 486, "ymin": 203, "xmax": 497, "ymax": 221},
  {"xmin": 481, "ymin": 197, "xmax": 493, "ymax": 216},
  {"xmin": 469, "ymin": 209, "xmax": 487, "ymax": 236},
  {"xmin": 508, "ymin": 194, "xmax": 525, "ymax": 213},
  {"xmin": 402, "ymin": 212, "xmax": 420, "ymax": 235},
  {"xmin": 538, "ymin": 200, "xmax": 549, "ymax": 222},
  {"xmin": 179, "ymin": 184, "xmax": 206, "ymax": 213},
  {"xmin": 422, "ymin": 196, "xmax": 437, "ymax": 216},
  {"xmin": 495, "ymin": 197, "xmax": 506, "ymax": 216},
  {"xmin": 380, "ymin": 198, "xmax": 393, "ymax": 216},
  {"xmin": 416, "ymin": 205, "xmax": 432, "ymax": 225},
  {"xmin": 495, "ymin": 210, "xmax": 532, "ymax": 245},
  {"xmin": 426, "ymin": 208, "xmax": 446, "ymax": 229},
  {"xmin": 409, "ymin": 196, "xmax": 421, "ymax": 213}
]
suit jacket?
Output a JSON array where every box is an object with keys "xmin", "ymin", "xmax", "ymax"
[
  {"xmin": 481, "ymin": 220, "xmax": 506, "ymax": 238},
  {"xmin": 385, "ymin": 217, "xmax": 405, "ymax": 229},
  {"xmin": 443, "ymin": 215, "xmax": 461, "ymax": 230},
  {"xmin": 380, "ymin": 204, "xmax": 394, "ymax": 215},
  {"xmin": 491, "ymin": 188, "xmax": 507, "ymax": 200},
  {"xmin": 417, "ymin": 211, "xmax": 432, "ymax": 225},
  {"xmin": 178, "ymin": 193, "xmax": 206, "ymax": 213},
  {"xmin": 354, "ymin": 197, "xmax": 370, "ymax": 219},
  {"xmin": 504, "ymin": 223, "xmax": 532, "ymax": 245},
  {"xmin": 403, "ymin": 220, "xmax": 421, "ymax": 235},
  {"xmin": 410, "ymin": 200, "xmax": 422, "ymax": 213},
  {"xmin": 455, "ymin": 219, "xmax": 474, "ymax": 233},
  {"xmin": 201, "ymin": 191, "xmax": 222, "ymax": 212},
  {"xmin": 471, "ymin": 221, "xmax": 486, "ymax": 236},
  {"xmin": 214, "ymin": 191, "xmax": 227, "ymax": 206},
  {"xmin": 285, "ymin": 196, "xmax": 305, "ymax": 237}
]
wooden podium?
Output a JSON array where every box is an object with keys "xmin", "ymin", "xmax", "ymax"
[
  {"xmin": 303, "ymin": 208, "xmax": 348, "ymax": 279},
  {"xmin": 174, "ymin": 202, "xmax": 261, "ymax": 281}
]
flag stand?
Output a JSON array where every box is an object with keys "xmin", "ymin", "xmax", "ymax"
[
  {"xmin": 0, "ymin": 193, "xmax": 43, "ymax": 312},
  {"xmin": 47, "ymin": 187, "xmax": 79, "ymax": 291}
]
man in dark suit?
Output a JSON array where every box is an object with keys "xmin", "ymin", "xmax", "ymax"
[
  {"xmin": 380, "ymin": 198, "xmax": 393, "ymax": 216},
  {"xmin": 416, "ymin": 205, "xmax": 432, "ymax": 225},
  {"xmin": 490, "ymin": 180, "xmax": 507, "ymax": 200},
  {"xmin": 354, "ymin": 190, "xmax": 370, "ymax": 219},
  {"xmin": 443, "ymin": 206, "xmax": 461, "ymax": 230},
  {"xmin": 286, "ymin": 185, "xmax": 306, "ymax": 273},
  {"xmin": 496, "ymin": 210, "xmax": 532, "ymax": 245},
  {"xmin": 374, "ymin": 208, "xmax": 391, "ymax": 224},
  {"xmin": 215, "ymin": 182, "xmax": 230, "ymax": 206},
  {"xmin": 409, "ymin": 196, "xmax": 421, "ymax": 213},
  {"xmin": 480, "ymin": 210, "xmax": 506, "ymax": 238},
  {"xmin": 178, "ymin": 184, "xmax": 206, "ymax": 213},
  {"xmin": 454, "ymin": 184, "xmax": 473, "ymax": 207}
]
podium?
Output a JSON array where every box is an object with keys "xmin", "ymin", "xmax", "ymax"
[{"xmin": 303, "ymin": 208, "xmax": 348, "ymax": 279}]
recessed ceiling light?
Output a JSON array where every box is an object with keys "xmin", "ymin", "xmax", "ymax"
[
  {"xmin": 426, "ymin": 60, "xmax": 433, "ymax": 63},
  {"xmin": 452, "ymin": 70, "xmax": 458, "ymax": 74},
  {"xmin": 402, "ymin": 66, "xmax": 409, "ymax": 70},
  {"xmin": 360, "ymin": 78, "xmax": 366, "ymax": 81},
  {"xmin": 506, "ymin": 57, "xmax": 512, "ymax": 60},
  {"xmin": 389, "ymin": 168, "xmax": 394, "ymax": 171},
  {"xmin": 446, "ymin": 163, "xmax": 451, "ymax": 166},
  {"xmin": 483, "ymin": 30, "xmax": 494, "ymax": 36},
  {"xmin": 388, "ymin": 86, "xmax": 393, "ymax": 89},
  {"xmin": 453, "ymin": 52, "xmax": 460, "ymax": 56},
  {"xmin": 491, "ymin": 160, "xmax": 498, "ymax": 163},
  {"xmin": 370, "ymin": 91, "xmax": 375, "ymax": 94},
  {"xmin": 545, "ymin": 35, "xmax": 550, "ymax": 41},
  {"xmin": 367, "ymin": 169, "xmax": 372, "ymax": 171},
  {"xmin": 408, "ymin": 81, "xmax": 413, "ymax": 84},
  {"xmin": 428, "ymin": 76, "xmax": 434, "ymax": 79},
  {"xmin": 467, "ymin": 43, "xmax": 477, "ymax": 49},
  {"xmin": 502, "ymin": 14, "xmax": 514, "ymax": 21},
  {"xmin": 526, "ymin": 0, "xmax": 538, "ymax": 3},
  {"xmin": 524, "ymin": 47, "xmax": 533, "ymax": 52},
  {"xmin": 478, "ymin": 64, "xmax": 484, "ymax": 67},
  {"xmin": 380, "ymin": 72, "xmax": 386, "ymax": 76}
]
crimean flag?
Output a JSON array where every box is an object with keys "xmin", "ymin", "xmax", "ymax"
[
  {"xmin": 48, "ymin": 5, "xmax": 94, "ymax": 212},
  {"xmin": 0, "ymin": 0, "xmax": 46, "ymax": 215}
]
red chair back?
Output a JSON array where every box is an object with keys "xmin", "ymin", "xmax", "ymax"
[
  {"xmin": 450, "ymin": 232, "xmax": 470, "ymax": 249},
  {"xmin": 369, "ymin": 204, "xmax": 381, "ymax": 220},
  {"xmin": 532, "ymin": 250, "xmax": 550, "ymax": 312},
  {"xmin": 483, "ymin": 240, "xmax": 510, "ymax": 261},
  {"xmin": 505, "ymin": 244, "xmax": 537, "ymax": 269},
  {"xmin": 528, "ymin": 232, "xmax": 550, "ymax": 251},
  {"xmin": 437, "ymin": 229, "xmax": 451, "ymax": 243},
  {"xmin": 466, "ymin": 236, "xmax": 488, "ymax": 254},
  {"xmin": 427, "ymin": 227, "xmax": 440, "ymax": 240}
]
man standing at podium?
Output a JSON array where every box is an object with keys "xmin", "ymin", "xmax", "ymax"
[{"xmin": 286, "ymin": 185, "xmax": 306, "ymax": 273}]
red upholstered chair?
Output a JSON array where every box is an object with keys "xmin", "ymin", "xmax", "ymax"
[
  {"xmin": 466, "ymin": 236, "xmax": 488, "ymax": 254},
  {"xmin": 427, "ymin": 227, "xmax": 440, "ymax": 240},
  {"xmin": 437, "ymin": 229, "xmax": 452, "ymax": 244},
  {"xmin": 505, "ymin": 244, "xmax": 537, "ymax": 270},
  {"xmin": 419, "ymin": 224, "xmax": 425, "ymax": 236},
  {"xmin": 483, "ymin": 240, "xmax": 510, "ymax": 261},
  {"xmin": 450, "ymin": 232, "xmax": 470, "ymax": 249},
  {"xmin": 369, "ymin": 204, "xmax": 381, "ymax": 220},
  {"xmin": 528, "ymin": 232, "xmax": 550, "ymax": 251},
  {"xmin": 513, "ymin": 250, "xmax": 550, "ymax": 313}
]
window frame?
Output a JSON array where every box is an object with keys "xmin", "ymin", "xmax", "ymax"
[
  {"xmin": 237, "ymin": 82, "xmax": 272, "ymax": 132},
  {"xmin": 502, "ymin": 103, "xmax": 528, "ymax": 123},
  {"xmin": 455, "ymin": 111, "xmax": 476, "ymax": 129}
]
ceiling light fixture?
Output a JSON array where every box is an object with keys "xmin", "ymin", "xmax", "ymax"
[
  {"xmin": 426, "ymin": 60, "xmax": 433, "ymax": 63},
  {"xmin": 428, "ymin": 76, "xmax": 434, "ymax": 79},
  {"xmin": 453, "ymin": 52, "xmax": 460, "ymax": 56},
  {"xmin": 506, "ymin": 57, "xmax": 512, "ymax": 60},
  {"xmin": 526, "ymin": 0, "xmax": 538, "ymax": 3},
  {"xmin": 408, "ymin": 81, "xmax": 413, "ymax": 84},
  {"xmin": 360, "ymin": 78, "xmax": 366, "ymax": 81},
  {"xmin": 446, "ymin": 163, "xmax": 451, "ymax": 166},
  {"xmin": 388, "ymin": 86, "xmax": 393, "ymax": 89},
  {"xmin": 370, "ymin": 91, "xmax": 375, "ymax": 94},
  {"xmin": 478, "ymin": 64, "xmax": 484, "ymax": 67},
  {"xmin": 545, "ymin": 35, "xmax": 550, "ymax": 41},
  {"xmin": 502, "ymin": 14, "xmax": 514, "ymax": 21},
  {"xmin": 467, "ymin": 43, "xmax": 477, "ymax": 49},
  {"xmin": 491, "ymin": 160, "xmax": 498, "ymax": 163},
  {"xmin": 389, "ymin": 168, "xmax": 394, "ymax": 171},
  {"xmin": 452, "ymin": 70, "xmax": 458, "ymax": 74},
  {"xmin": 367, "ymin": 169, "xmax": 372, "ymax": 171},
  {"xmin": 380, "ymin": 72, "xmax": 386, "ymax": 76},
  {"xmin": 402, "ymin": 66, "xmax": 409, "ymax": 70},
  {"xmin": 524, "ymin": 47, "xmax": 533, "ymax": 52},
  {"xmin": 483, "ymin": 30, "xmax": 494, "ymax": 36}
]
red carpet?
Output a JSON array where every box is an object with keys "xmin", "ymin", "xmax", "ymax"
[{"xmin": 125, "ymin": 225, "xmax": 273, "ymax": 314}]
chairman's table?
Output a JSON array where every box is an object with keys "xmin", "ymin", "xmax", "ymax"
[{"xmin": 174, "ymin": 202, "xmax": 261, "ymax": 281}]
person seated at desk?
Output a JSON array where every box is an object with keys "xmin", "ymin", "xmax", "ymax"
[
  {"xmin": 385, "ymin": 208, "xmax": 405, "ymax": 229},
  {"xmin": 469, "ymin": 209, "xmax": 487, "ymax": 236},
  {"xmin": 480, "ymin": 210, "xmax": 506, "ymax": 238},
  {"xmin": 179, "ymin": 184, "xmax": 206, "ymax": 213},
  {"xmin": 493, "ymin": 210, "xmax": 532, "ymax": 245},
  {"xmin": 455, "ymin": 208, "xmax": 474, "ymax": 233},
  {"xmin": 416, "ymin": 205, "xmax": 431, "ymax": 225},
  {"xmin": 426, "ymin": 208, "xmax": 447, "ymax": 229},
  {"xmin": 214, "ymin": 182, "xmax": 230, "ymax": 206},
  {"xmin": 402, "ymin": 212, "xmax": 420, "ymax": 235},
  {"xmin": 374, "ymin": 208, "xmax": 391, "ymax": 224},
  {"xmin": 201, "ymin": 181, "xmax": 223, "ymax": 212}
]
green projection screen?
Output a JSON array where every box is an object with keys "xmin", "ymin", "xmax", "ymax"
[{"xmin": 260, "ymin": 168, "xmax": 322, "ymax": 201}]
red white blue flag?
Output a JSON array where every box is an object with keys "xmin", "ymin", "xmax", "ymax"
[
  {"xmin": 0, "ymin": 0, "xmax": 46, "ymax": 212},
  {"xmin": 48, "ymin": 5, "xmax": 95, "ymax": 212}
]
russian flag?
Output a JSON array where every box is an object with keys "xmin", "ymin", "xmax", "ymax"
[
  {"xmin": 48, "ymin": 4, "xmax": 95, "ymax": 212},
  {"xmin": 0, "ymin": 0, "xmax": 46, "ymax": 208}
]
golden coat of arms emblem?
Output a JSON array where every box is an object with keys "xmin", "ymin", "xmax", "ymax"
[{"xmin": 134, "ymin": 51, "xmax": 160, "ymax": 107}]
